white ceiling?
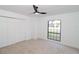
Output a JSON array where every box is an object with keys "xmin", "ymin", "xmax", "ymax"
[{"xmin": 0, "ymin": 5, "xmax": 79, "ymax": 17}]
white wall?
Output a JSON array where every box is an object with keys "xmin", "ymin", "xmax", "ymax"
[
  {"xmin": 0, "ymin": 9, "xmax": 43, "ymax": 48},
  {"xmin": 0, "ymin": 9, "xmax": 33, "ymax": 48},
  {"xmin": 30, "ymin": 17, "xmax": 43, "ymax": 39},
  {"xmin": 39, "ymin": 12, "xmax": 79, "ymax": 49}
]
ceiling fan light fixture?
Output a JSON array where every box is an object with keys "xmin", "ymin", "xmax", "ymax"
[{"xmin": 35, "ymin": 12, "xmax": 39, "ymax": 15}]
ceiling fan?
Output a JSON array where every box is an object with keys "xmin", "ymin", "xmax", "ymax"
[{"xmin": 33, "ymin": 5, "xmax": 47, "ymax": 14}]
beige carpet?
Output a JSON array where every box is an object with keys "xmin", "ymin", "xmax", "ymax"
[{"xmin": 0, "ymin": 39, "xmax": 79, "ymax": 54}]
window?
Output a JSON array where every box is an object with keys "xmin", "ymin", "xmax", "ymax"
[{"xmin": 48, "ymin": 20, "xmax": 61, "ymax": 41}]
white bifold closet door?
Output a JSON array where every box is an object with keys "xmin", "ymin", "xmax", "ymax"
[{"xmin": 0, "ymin": 17, "xmax": 26, "ymax": 47}]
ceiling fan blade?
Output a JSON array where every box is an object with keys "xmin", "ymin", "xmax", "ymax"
[
  {"xmin": 33, "ymin": 5, "xmax": 38, "ymax": 12},
  {"xmin": 39, "ymin": 12, "xmax": 47, "ymax": 14}
]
